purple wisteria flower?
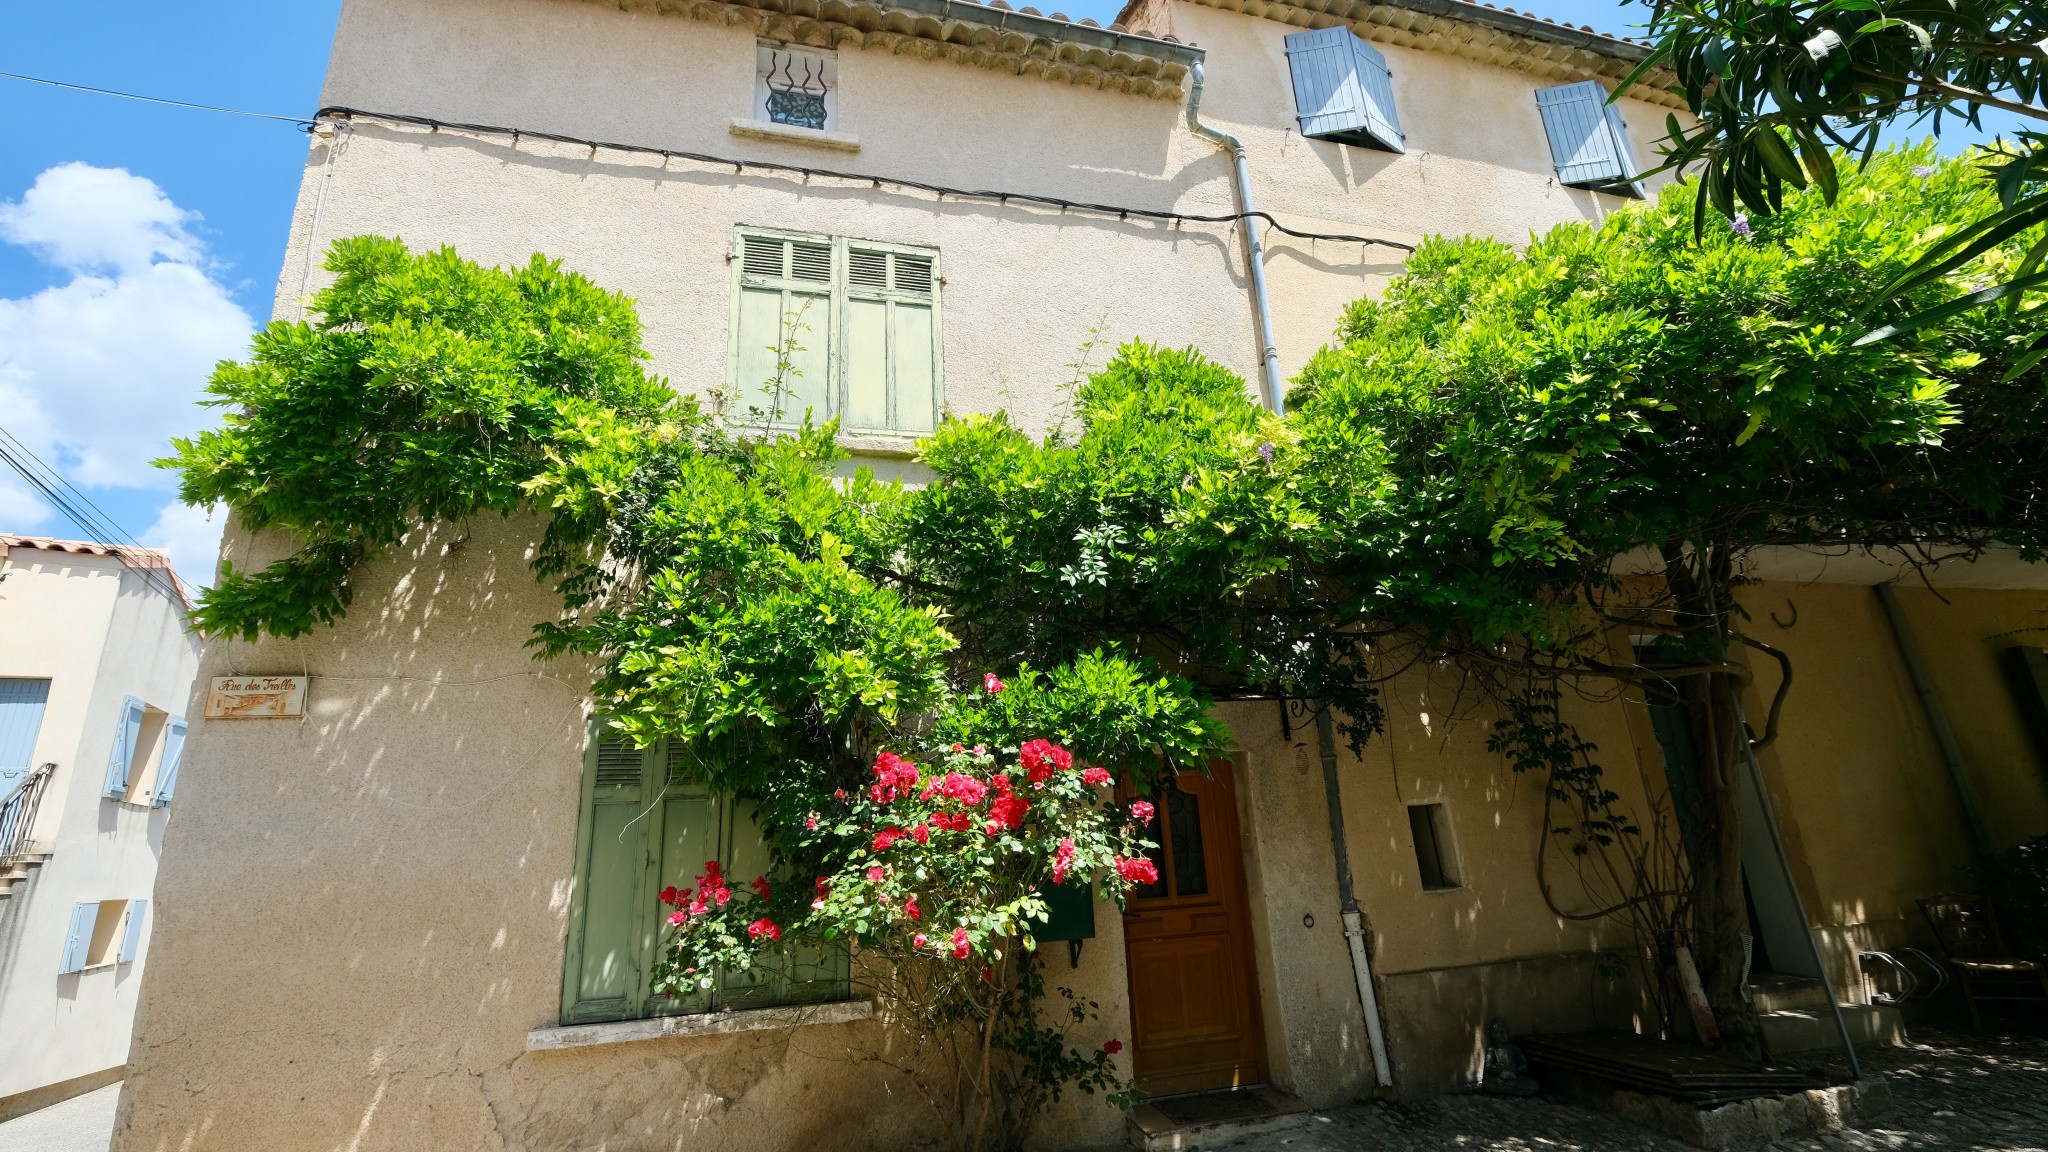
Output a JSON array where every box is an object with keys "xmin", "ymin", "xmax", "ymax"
[
  {"xmin": 1730, "ymin": 213, "xmax": 1753, "ymax": 237},
  {"xmin": 1257, "ymin": 441, "xmax": 1275, "ymax": 463},
  {"xmin": 1913, "ymin": 164, "xmax": 1936, "ymax": 179}
]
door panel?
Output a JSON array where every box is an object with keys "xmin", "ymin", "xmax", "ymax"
[{"xmin": 1123, "ymin": 759, "xmax": 1266, "ymax": 1096}]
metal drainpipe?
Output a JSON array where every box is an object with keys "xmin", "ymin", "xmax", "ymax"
[
  {"xmin": 1185, "ymin": 61, "xmax": 1287, "ymax": 414},
  {"xmin": 1316, "ymin": 707, "xmax": 1395, "ymax": 1089},
  {"xmin": 1186, "ymin": 65, "xmax": 1393, "ymax": 1089},
  {"xmin": 1876, "ymin": 582, "xmax": 1992, "ymax": 856}
]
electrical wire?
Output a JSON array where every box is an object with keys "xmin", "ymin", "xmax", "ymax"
[
  {"xmin": 0, "ymin": 67, "xmax": 1416, "ymax": 250},
  {"xmin": 0, "ymin": 424, "xmax": 189, "ymax": 606},
  {"xmin": 315, "ymin": 106, "xmax": 1417, "ymax": 252},
  {"xmin": 0, "ymin": 70, "xmax": 313, "ymax": 125}
]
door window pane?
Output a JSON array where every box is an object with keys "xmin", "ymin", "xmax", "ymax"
[{"xmin": 1167, "ymin": 784, "xmax": 1209, "ymax": 897}]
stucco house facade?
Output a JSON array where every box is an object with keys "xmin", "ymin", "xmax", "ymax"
[
  {"xmin": 110, "ymin": 1, "xmax": 2048, "ymax": 1150},
  {"xmin": 0, "ymin": 535, "xmax": 198, "ymax": 1122}
]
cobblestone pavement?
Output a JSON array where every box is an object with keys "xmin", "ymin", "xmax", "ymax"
[{"xmin": 1220, "ymin": 1030, "xmax": 2048, "ymax": 1152}]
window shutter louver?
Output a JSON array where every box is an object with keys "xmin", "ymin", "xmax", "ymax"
[
  {"xmin": 844, "ymin": 246, "xmax": 940, "ymax": 434},
  {"xmin": 1536, "ymin": 81, "xmax": 1644, "ymax": 197},
  {"xmin": 103, "ymin": 696, "xmax": 145, "ymax": 798},
  {"xmin": 61, "ymin": 902, "xmax": 96, "ymax": 973},
  {"xmin": 0, "ymin": 678, "xmax": 50, "ymax": 793},
  {"xmin": 119, "ymin": 899, "xmax": 148, "ymax": 964},
  {"xmin": 563, "ymin": 730, "xmax": 653, "ymax": 1023},
  {"xmin": 151, "ymin": 717, "xmax": 188, "ymax": 807},
  {"xmin": 1285, "ymin": 27, "xmax": 1404, "ymax": 152},
  {"xmin": 732, "ymin": 233, "xmax": 832, "ymax": 423}
]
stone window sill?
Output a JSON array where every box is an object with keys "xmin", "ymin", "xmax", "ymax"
[
  {"xmin": 729, "ymin": 118, "xmax": 861, "ymax": 152},
  {"xmin": 526, "ymin": 999, "xmax": 873, "ymax": 1051}
]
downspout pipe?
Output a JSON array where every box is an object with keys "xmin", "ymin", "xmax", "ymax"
[
  {"xmin": 1876, "ymin": 582, "xmax": 1992, "ymax": 857},
  {"xmin": 1316, "ymin": 707, "xmax": 1395, "ymax": 1089},
  {"xmin": 1188, "ymin": 62, "xmax": 1390, "ymax": 1088},
  {"xmin": 1186, "ymin": 61, "xmax": 1286, "ymax": 414}
]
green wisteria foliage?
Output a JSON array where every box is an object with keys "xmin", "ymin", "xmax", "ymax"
[{"xmin": 167, "ymin": 146, "xmax": 2048, "ymax": 1065}]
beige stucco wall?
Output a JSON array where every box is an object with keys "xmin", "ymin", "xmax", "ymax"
[
  {"xmin": 0, "ymin": 547, "xmax": 197, "ymax": 1106},
  {"xmin": 121, "ymin": 0, "xmax": 1995, "ymax": 1146},
  {"xmin": 1737, "ymin": 580, "xmax": 2048, "ymax": 991}
]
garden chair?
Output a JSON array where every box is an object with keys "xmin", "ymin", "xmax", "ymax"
[{"xmin": 1917, "ymin": 893, "xmax": 2048, "ymax": 1030}]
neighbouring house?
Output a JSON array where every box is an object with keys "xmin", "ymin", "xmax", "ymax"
[
  {"xmin": 0, "ymin": 535, "xmax": 198, "ymax": 1122},
  {"xmin": 112, "ymin": 1, "xmax": 2048, "ymax": 1150}
]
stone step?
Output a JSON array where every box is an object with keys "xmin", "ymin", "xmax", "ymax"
[
  {"xmin": 1760, "ymin": 1003, "xmax": 1905, "ymax": 1056},
  {"xmin": 1748, "ymin": 975, "xmax": 1833, "ymax": 1015},
  {"xmin": 0, "ymin": 852, "xmax": 51, "ymax": 900},
  {"xmin": 1127, "ymin": 1086, "xmax": 1311, "ymax": 1152}
]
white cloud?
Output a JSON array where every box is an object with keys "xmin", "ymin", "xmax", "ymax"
[
  {"xmin": 141, "ymin": 500, "xmax": 225, "ymax": 590},
  {"xmin": 0, "ymin": 162, "xmax": 203, "ymax": 274},
  {"xmin": 0, "ymin": 163, "xmax": 252, "ymax": 589}
]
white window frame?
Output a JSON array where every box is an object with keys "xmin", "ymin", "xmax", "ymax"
[{"xmin": 726, "ymin": 227, "xmax": 944, "ymax": 438}]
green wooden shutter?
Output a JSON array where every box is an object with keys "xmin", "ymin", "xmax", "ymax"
[
  {"xmin": 732, "ymin": 233, "xmax": 834, "ymax": 423},
  {"xmin": 560, "ymin": 727, "xmax": 656, "ymax": 1024},
  {"xmin": 842, "ymin": 247, "xmax": 940, "ymax": 434},
  {"xmin": 651, "ymin": 742, "xmax": 721, "ymax": 1015}
]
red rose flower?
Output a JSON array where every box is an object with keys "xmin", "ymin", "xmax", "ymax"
[
  {"xmin": 952, "ymin": 925, "xmax": 971, "ymax": 959},
  {"xmin": 1020, "ymin": 739, "xmax": 1073, "ymax": 784},
  {"xmin": 937, "ymin": 772, "xmax": 989, "ymax": 807},
  {"xmin": 1052, "ymin": 838, "xmax": 1077, "ymax": 885},
  {"xmin": 1129, "ymin": 800, "xmax": 1155, "ymax": 825},
  {"xmin": 867, "ymin": 866, "xmax": 887, "ymax": 884},
  {"xmin": 873, "ymin": 826, "xmax": 908, "ymax": 851},
  {"xmin": 913, "ymin": 933, "xmax": 928, "ymax": 948},
  {"xmin": 668, "ymin": 910, "xmax": 686, "ymax": 926},
  {"xmin": 1114, "ymin": 856, "xmax": 1159, "ymax": 886},
  {"xmin": 1081, "ymin": 767, "xmax": 1112, "ymax": 787},
  {"xmin": 750, "ymin": 876, "xmax": 772, "ymax": 900},
  {"xmin": 984, "ymin": 672, "xmax": 1005, "ymax": 694},
  {"xmin": 913, "ymin": 823, "xmax": 931, "ymax": 845},
  {"xmin": 658, "ymin": 885, "xmax": 680, "ymax": 906},
  {"xmin": 812, "ymin": 877, "xmax": 830, "ymax": 910},
  {"xmin": 987, "ymin": 791, "xmax": 1029, "ymax": 833},
  {"xmin": 1102, "ymin": 1039, "xmax": 1124, "ymax": 1055},
  {"xmin": 904, "ymin": 895, "xmax": 921, "ymax": 920},
  {"xmin": 747, "ymin": 918, "xmax": 782, "ymax": 942}
]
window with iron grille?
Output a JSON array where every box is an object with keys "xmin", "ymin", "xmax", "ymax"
[
  {"xmin": 728, "ymin": 229, "xmax": 942, "ymax": 435},
  {"xmin": 754, "ymin": 43, "xmax": 837, "ymax": 132}
]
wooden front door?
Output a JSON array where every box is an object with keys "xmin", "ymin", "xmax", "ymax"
[{"xmin": 1123, "ymin": 759, "xmax": 1267, "ymax": 1096}]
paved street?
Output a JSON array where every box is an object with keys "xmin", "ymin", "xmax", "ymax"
[
  {"xmin": 0, "ymin": 1083, "xmax": 117, "ymax": 1152},
  {"xmin": 1223, "ymin": 1029, "xmax": 2048, "ymax": 1152}
]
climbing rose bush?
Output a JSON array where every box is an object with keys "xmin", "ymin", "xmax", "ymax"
[{"xmin": 652, "ymin": 734, "xmax": 1158, "ymax": 1152}]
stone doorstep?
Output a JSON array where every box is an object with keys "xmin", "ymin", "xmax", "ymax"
[
  {"xmin": 1759, "ymin": 1003, "xmax": 1906, "ymax": 1057},
  {"xmin": 1610, "ymin": 1076, "xmax": 1894, "ymax": 1149},
  {"xmin": 1747, "ymin": 975, "xmax": 1834, "ymax": 1016},
  {"xmin": 1127, "ymin": 1086, "xmax": 1311, "ymax": 1152}
]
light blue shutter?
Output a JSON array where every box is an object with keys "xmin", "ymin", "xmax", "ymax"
[
  {"xmin": 151, "ymin": 717, "xmax": 188, "ymax": 807},
  {"xmin": 119, "ymin": 900, "xmax": 147, "ymax": 964},
  {"xmin": 1536, "ymin": 81, "xmax": 1644, "ymax": 197},
  {"xmin": 1603, "ymin": 101, "xmax": 1647, "ymax": 199},
  {"xmin": 0, "ymin": 678, "xmax": 50, "ymax": 793},
  {"xmin": 1285, "ymin": 27, "xmax": 1404, "ymax": 152},
  {"xmin": 103, "ymin": 696, "xmax": 145, "ymax": 798},
  {"xmin": 60, "ymin": 902, "xmax": 97, "ymax": 973}
]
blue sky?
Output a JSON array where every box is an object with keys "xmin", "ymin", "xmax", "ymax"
[{"xmin": 0, "ymin": 0, "xmax": 2009, "ymax": 583}]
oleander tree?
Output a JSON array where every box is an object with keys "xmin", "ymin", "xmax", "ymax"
[{"xmin": 1627, "ymin": 0, "xmax": 2048, "ymax": 348}]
